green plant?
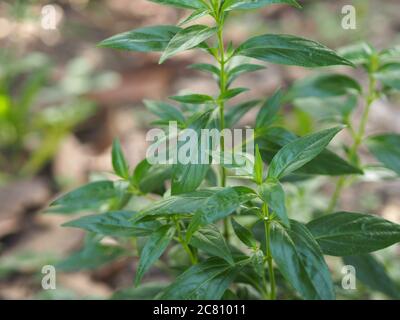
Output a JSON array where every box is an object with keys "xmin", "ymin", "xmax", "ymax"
[
  {"xmin": 49, "ymin": 1, "xmax": 400, "ymax": 300},
  {"xmin": 0, "ymin": 51, "xmax": 117, "ymax": 180}
]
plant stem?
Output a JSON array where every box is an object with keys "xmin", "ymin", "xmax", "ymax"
[
  {"xmin": 216, "ymin": 7, "xmax": 229, "ymax": 240},
  {"xmin": 263, "ymin": 203, "xmax": 276, "ymax": 300},
  {"xmin": 326, "ymin": 72, "xmax": 377, "ymax": 213},
  {"xmin": 175, "ymin": 219, "xmax": 197, "ymax": 264}
]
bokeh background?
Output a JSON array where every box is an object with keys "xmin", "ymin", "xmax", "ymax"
[{"xmin": 0, "ymin": 0, "xmax": 399, "ymax": 299}]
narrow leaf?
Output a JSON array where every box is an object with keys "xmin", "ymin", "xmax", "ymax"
[
  {"xmin": 112, "ymin": 139, "xmax": 130, "ymax": 179},
  {"xmin": 232, "ymin": 218, "xmax": 257, "ymax": 248},
  {"xmin": 237, "ymin": 34, "xmax": 353, "ymax": 67},
  {"xmin": 270, "ymin": 221, "xmax": 335, "ymax": 300},
  {"xmin": 307, "ymin": 212, "xmax": 400, "ymax": 256},
  {"xmin": 366, "ymin": 134, "xmax": 400, "ymax": 175},
  {"xmin": 98, "ymin": 25, "xmax": 180, "ymax": 52},
  {"xmin": 135, "ymin": 225, "xmax": 176, "ymax": 285},
  {"xmin": 160, "ymin": 25, "xmax": 217, "ymax": 63},
  {"xmin": 259, "ymin": 181, "xmax": 290, "ymax": 227},
  {"xmin": 267, "ymin": 126, "xmax": 344, "ymax": 179}
]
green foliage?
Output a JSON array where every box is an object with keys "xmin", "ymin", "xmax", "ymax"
[{"xmin": 49, "ymin": 0, "xmax": 400, "ymax": 301}]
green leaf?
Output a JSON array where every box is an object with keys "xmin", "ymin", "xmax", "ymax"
[
  {"xmin": 338, "ymin": 42, "xmax": 375, "ymax": 65},
  {"xmin": 366, "ymin": 134, "xmax": 400, "ymax": 175},
  {"xmin": 135, "ymin": 225, "xmax": 176, "ymax": 286},
  {"xmin": 380, "ymin": 45, "xmax": 400, "ymax": 62},
  {"xmin": 270, "ymin": 221, "xmax": 335, "ymax": 300},
  {"xmin": 258, "ymin": 127, "xmax": 363, "ymax": 176},
  {"xmin": 342, "ymin": 254, "xmax": 400, "ymax": 299},
  {"xmin": 170, "ymin": 93, "xmax": 214, "ymax": 104},
  {"xmin": 267, "ymin": 126, "xmax": 344, "ymax": 179},
  {"xmin": 225, "ymin": 100, "xmax": 261, "ymax": 127},
  {"xmin": 259, "ymin": 181, "xmax": 289, "ymax": 227},
  {"xmin": 112, "ymin": 139, "xmax": 130, "ymax": 179},
  {"xmin": 171, "ymin": 112, "xmax": 214, "ymax": 194},
  {"xmin": 253, "ymin": 145, "xmax": 264, "ymax": 184},
  {"xmin": 136, "ymin": 187, "xmax": 256, "ymax": 223},
  {"xmin": 160, "ymin": 25, "xmax": 217, "ymax": 63},
  {"xmin": 150, "ymin": 0, "xmax": 208, "ymax": 9},
  {"xmin": 237, "ymin": 34, "xmax": 353, "ymax": 67},
  {"xmin": 288, "ymin": 74, "xmax": 361, "ymax": 100},
  {"xmin": 227, "ymin": 63, "xmax": 265, "ymax": 84},
  {"xmin": 225, "ymin": 0, "xmax": 301, "ymax": 11},
  {"xmin": 48, "ymin": 181, "xmax": 119, "ymax": 214},
  {"xmin": 251, "ymin": 249, "xmax": 265, "ymax": 280},
  {"xmin": 219, "ymin": 87, "xmax": 249, "ymax": 100},
  {"xmin": 375, "ymin": 63, "xmax": 400, "ymax": 90},
  {"xmin": 307, "ymin": 212, "xmax": 400, "ymax": 256},
  {"xmin": 144, "ymin": 100, "xmax": 185, "ymax": 124},
  {"xmin": 57, "ymin": 237, "xmax": 125, "ymax": 272},
  {"xmin": 190, "ymin": 225, "xmax": 234, "ymax": 265},
  {"xmin": 112, "ymin": 282, "xmax": 168, "ymax": 300},
  {"xmin": 256, "ymin": 89, "xmax": 283, "ymax": 130},
  {"xmin": 63, "ymin": 211, "xmax": 160, "ymax": 237},
  {"xmin": 133, "ymin": 160, "xmax": 172, "ymax": 194},
  {"xmin": 186, "ymin": 186, "xmax": 257, "ymax": 239},
  {"xmin": 293, "ymin": 94, "xmax": 358, "ymax": 122},
  {"xmin": 159, "ymin": 258, "xmax": 239, "ymax": 299},
  {"xmin": 189, "ymin": 63, "xmax": 220, "ymax": 76},
  {"xmin": 232, "ymin": 218, "xmax": 257, "ymax": 248},
  {"xmin": 98, "ymin": 25, "xmax": 180, "ymax": 52},
  {"xmin": 178, "ymin": 9, "xmax": 209, "ymax": 26}
]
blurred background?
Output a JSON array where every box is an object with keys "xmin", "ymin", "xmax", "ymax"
[{"xmin": 0, "ymin": 0, "xmax": 399, "ymax": 299}]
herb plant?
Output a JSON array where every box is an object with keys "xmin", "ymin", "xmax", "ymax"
[{"xmin": 49, "ymin": 1, "xmax": 400, "ymax": 300}]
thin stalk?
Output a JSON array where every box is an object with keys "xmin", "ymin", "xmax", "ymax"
[
  {"xmin": 215, "ymin": 7, "xmax": 229, "ymax": 240},
  {"xmin": 175, "ymin": 219, "xmax": 197, "ymax": 264},
  {"xmin": 263, "ymin": 203, "xmax": 276, "ymax": 300},
  {"xmin": 326, "ymin": 72, "xmax": 377, "ymax": 213}
]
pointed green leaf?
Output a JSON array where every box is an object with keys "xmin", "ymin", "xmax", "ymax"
[
  {"xmin": 160, "ymin": 258, "xmax": 239, "ymax": 299},
  {"xmin": 307, "ymin": 212, "xmax": 400, "ymax": 256},
  {"xmin": 232, "ymin": 218, "xmax": 257, "ymax": 248},
  {"xmin": 189, "ymin": 63, "xmax": 220, "ymax": 76},
  {"xmin": 256, "ymin": 89, "xmax": 283, "ymax": 130},
  {"xmin": 227, "ymin": 63, "xmax": 265, "ymax": 84},
  {"xmin": 267, "ymin": 126, "xmax": 344, "ymax": 179},
  {"xmin": 150, "ymin": 0, "xmax": 208, "ymax": 9},
  {"xmin": 133, "ymin": 160, "xmax": 172, "ymax": 193},
  {"xmin": 288, "ymin": 74, "xmax": 361, "ymax": 100},
  {"xmin": 98, "ymin": 25, "xmax": 180, "ymax": 52},
  {"xmin": 219, "ymin": 87, "xmax": 249, "ymax": 100},
  {"xmin": 375, "ymin": 63, "xmax": 400, "ymax": 90},
  {"xmin": 48, "ymin": 181, "xmax": 119, "ymax": 214},
  {"xmin": 225, "ymin": 100, "xmax": 261, "ymax": 127},
  {"xmin": 160, "ymin": 25, "xmax": 217, "ymax": 63},
  {"xmin": 270, "ymin": 221, "xmax": 335, "ymax": 300},
  {"xmin": 338, "ymin": 42, "xmax": 375, "ymax": 65},
  {"xmin": 259, "ymin": 181, "xmax": 289, "ymax": 227},
  {"xmin": 253, "ymin": 145, "xmax": 264, "ymax": 184},
  {"xmin": 144, "ymin": 100, "xmax": 185, "ymax": 124},
  {"xmin": 63, "ymin": 211, "xmax": 160, "ymax": 237},
  {"xmin": 190, "ymin": 225, "xmax": 234, "ymax": 264},
  {"xmin": 178, "ymin": 9, "xmax": 209, "ymax": 26},
  {"xmin": 112, "ymin": 139, "xmax": 130, "ymax": 179},
  {"xmin": 366, "ymin": 134, "xmax": 400, "ymax": 175},
  {"xmin": 136, "ymin": 187, "xmax": 256, "ymax": 222},
  {"xmin": 225, "ymin": 0, "xmax": 301, "ymax": 10},
  {"xmin": 135, "ymin": 225, "xmax": 176, "ymax": 285},
  {"xmin": 237, "ymin": 34, "xmax": 353, "ymax": 67},
  {"xmin": 170, "ymin": 93, "xmax": 214, "ymax": 104}
]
